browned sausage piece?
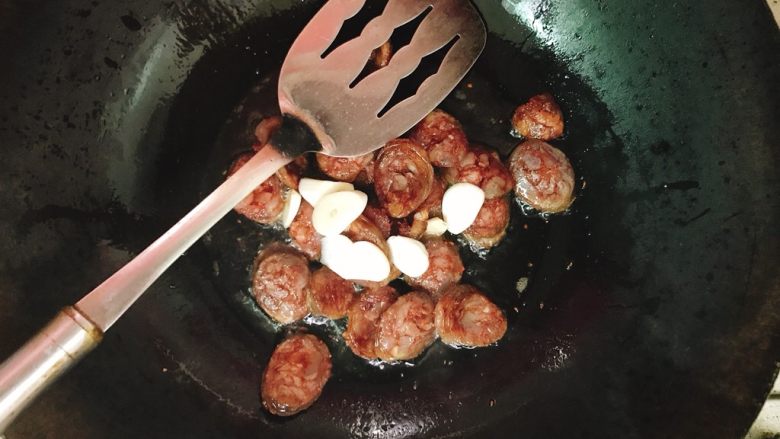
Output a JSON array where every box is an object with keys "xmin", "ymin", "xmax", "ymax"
[
  {"xmin": 253, "ymin": 115, "xmax": 282, "ymax": 149},
  {"xmin": 375, "ymin": 291, "xmax": 436, "ymax": 361},
  {"xmin": 288, "ymin": 201, "xmax": 321, "ymax": 260},
  {"xmin": 463, "ymin": 196, "xmax": 511, "ymax": 249},
  {"xmin": 362, "ymin": 203, "xmax": 393, "ymax": 239},
  {"xmin": 315, "ymin": 152, "xmax": 374, "ymax": 183},
  {"xmin": 228, "ymin": 152, "xmax": 285, "ymax": 224},
  {"xmin": 416, "ymin": 175, "xmax": 445, "ymax": 218},
  {"xmin": 374, "ymin": 139, "xmax": 434, "ymax": 218},
  {"xmin": 261, "ymin": 333, "xmax": 332, "ymax": 416},
  {"xmin": 277, "ymin": 154, "xmax": 309, "ymax": 190},
  {"xmin": 344, "ymin": 215, "xmax": 401, "ymax": 288},
  {"xmin": 370, "ymin": 41, "xmax": 393, "ymax": 69},
  {"xmin": 407, "ymin": 238, "xmax": 464, "ymax": 298},
  {"xmin": 396, "ymin": 210, "xmax": 429, "ymax": 240},
  {"xmin": 409, "ymin": 109, "xmax": 469, "ymax": 168},
  {"xmin": 307, "ymin": 267, "xmax": 356, "ymax": 319},
  {"xmin": 511, "ymin": 93, "xmax": 564, "ymax": 141},
  {"xmin": 443, "ymin": 144, "xmax": 515, "ymax": 199},
  {"xmin": 508, "ymin": 139, "xmax": 575, "ymax": 213},
  {"xmin": 252, "ymin": 246, "xmax": 310, "ymax": 324},
  {"xmin": 434, "ymin": 284, "xmax": 507, "ymax": 347},
  {"xmin": 343, "ymin": 286, "xmax": 399, "ymax": 360},
  {"xmin": 354, "ymin": 155, "xmax": 376, "ymax": 186}
]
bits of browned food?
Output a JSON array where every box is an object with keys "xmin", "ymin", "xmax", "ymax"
[
  {"xmin": 407, "ymin": 238, "xmax": 465, "ymax": 298},
  {"xmin": 374, "ymin": 139, "xmax": 434, "ymax": 218},
  {"xmin": 261, "ymin": 334, "xmax": 332, "ymax": 416},
  {"xmin": 343, "ymin": 286, "xmax": 399, "ymax": 360},
  {"xmin": 396, "ymin": 210, "xmax": 429, "ymax": 240},
  {"xmin": 344, "ymin": 215, "xmax": 401, "ymax": 288},
  {"xmin": 228, "ymin": 153, "xmax": 285, "ymax": 224},
  {"xmin": 463, "ymin": 196, "xmax": 511, "ymax": 249},
  {"xmin": 509, "ymin": 139, "xmax": 575, "ymax": 213},
  {"xmin": 375, "ymin": 291, "xmax": 437, "ymax": 361},
  {"xmin": 409, "ymin": 109, "xmax": 469, "ymax": 167},
  {"xmin": 443, "ymin": 144, "xmax": 514, "ymax": 199},
  {"xmin": 434, "ymin": 284, "xmax": 507, "ymax": 347},
  {"xmin": 511, "ymin": 93, "xmax": 564, "ymax": 141},
  {"xmin": 315, "ymin": 152, "xmax": 374, "ymax": 183},
  {"xmin": 362, "ymin": 203, "xmax": 393, "ymax": 239},
  {"xmin": 253, "ymin": 115, "xmax": 282, "ymax": 150},
  {"xmin": 417, "ymin": 176, "xmax": 445, "ymax": 217},
  {"xmin": 288, "ymin": 201, "xmax": 321, "ymax": 260},
  {"xmin": 307, "ymin": 267, "xmax": 356, "ymax": 319},
  {"xmin": 277, "ymin": 154, "xmax": 309, "ymax": 190},
  {"xmin": 370, "ymin": 41, "xmax": 393, "ymax": 69},
  {"xmin": 252, "ymin": 246, "xmax": 310, "ymax": 324}
]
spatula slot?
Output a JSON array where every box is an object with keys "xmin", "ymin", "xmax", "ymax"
[
  {"xmin": 376, "ymin": 34, "xmax": 460, "ymax": 118},
  {"xmin": 347, "ymin": 5, "xmax": 434, "ymax": 90},
  {"xmin": 320, "ymin": 0, "xmax": 389, "ymax": 59},
  {"xmin": 387, "ymin": 5, "xmax": 433, "ymax": 54}
]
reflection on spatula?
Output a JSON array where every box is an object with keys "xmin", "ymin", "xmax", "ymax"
[{"xmin": 0, "ymin": 0, "xmax": 486, "ymax": 431}]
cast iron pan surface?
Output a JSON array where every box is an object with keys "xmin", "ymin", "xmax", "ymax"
[{"xmin": 0, "ymin": 0, "xmax": 778, "ymax": 437}]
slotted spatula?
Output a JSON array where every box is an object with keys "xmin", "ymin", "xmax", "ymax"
[{"xmin": 0, "ymin": 0, "xmax": 485, "ymax": 430}]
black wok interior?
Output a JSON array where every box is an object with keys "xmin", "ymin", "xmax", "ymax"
[{"xmin": 0, "ymin": 1, "xmax": 778, "ymax": 438}]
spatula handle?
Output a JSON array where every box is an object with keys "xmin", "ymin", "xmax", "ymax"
[{"xmin": 0, "ymin": 307, "xmax": 101, "ymax": 433}]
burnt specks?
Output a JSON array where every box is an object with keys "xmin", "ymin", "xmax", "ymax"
[{"xmin": 120, "ymin": 15, "xmax": 142, "ymax": 31}]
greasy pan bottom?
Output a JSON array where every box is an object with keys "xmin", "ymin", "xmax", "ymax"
[{"xmin": 0, "ymin": 0, "xmax": 777, "ymax": 438}]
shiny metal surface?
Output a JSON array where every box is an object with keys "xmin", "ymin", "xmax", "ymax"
[
  {"xmin": 279, "ymin": 0, "xmax": 486, "ymax": 157},
  {"xmin": 0, "ymin": 0, "xmax": 485, "ymax": 432},
  {"xmin": 75, "ymin": 145, "xmax": 289, "ymax": 331},
  {"xmin": 0, "ymin": 308, "xmax": 102, "ymax": 432}
]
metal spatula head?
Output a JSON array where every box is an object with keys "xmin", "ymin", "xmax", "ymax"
[{"xmin": 278, "ymin": 0, "xmax": 486, "ymax": 157}]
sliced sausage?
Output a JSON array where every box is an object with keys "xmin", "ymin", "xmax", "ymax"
[
  {"xmin": 344, "ymin": 215, "xmax": 401, "ymax": 288},
  {"xmin": 396, "ymin": 210, "xmax": 429, "ymax": 240},
  {"xmin": 409, "ymin": 109, "xmax": 469, "ymax": 167},
  {"xmin": 362, "ymin": 203, "xmax": 393, "ymax": 239},
  {"xmin": 370, "ymin": 41, "xmax": 393, "ymax": 69},
  {"xmin": 407, "ymin": 238, "xmax": 464, "ymax": 298},
  {"xmin": 288, "ymin": 201, "xmax": 321, "ymax": 260},
  {"xmin": 434, "ymin": 284, "xmax": 507, "ymax": 347},
  {"xmin": 307, "ymin": 267, "xmax": 356, "ymax": 319},
  {"xmin": 261, "ymin": 333, "xmax": 332, "ymax": 416},
  {"xmin": 315, "ymin": 152, "xmax": 374, "ymax": 183},
  {"xmin": 509, "ymin": 139, "xmax": 575, "ymax": 213},
  {"xmin": 375, "ymin": 291, "xmax": 437, "ymax": 361},
  {"xmin": 416, "ymin": 175, "xmax": 445, "ymax": 218},
  {"xmin": 252, "ymin": 246, "xmax": 310, "ymax": 324},
  {"xmin": 343, "ymin": 286, "xmax": 399, "ymax": 360},
  {"xmin": 443, "ymin": 144, "xmax": 514, "ymax": 199},
  {"xmin": 229, "ymin": 152, "xmax": 285, "ymax": 224},
  {"xmin": 253, "ymin": 115, "xmax": 282, "ymax": 150},
  {"xmin": 463, "ymin": 196, "xmax": 511, "ymax": 249},
  {"xmin": 511, "ymin": 93, "xmax": 564, "ymax": 141},
  {"xmin": 374, "ymin": 139, "xmax": 434, "ymax": 218},
  {"xmin": 277, "ymin": 154, "xmax": 309, "ymax": 190},
  {"xmin": 354, "ymin": 155, "xmax": 376, "ymax": 187}
]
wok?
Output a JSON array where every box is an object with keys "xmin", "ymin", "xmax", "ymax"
[{"xmin": 0, "ymin": 0, "xmax": 778, "ymax": 437}]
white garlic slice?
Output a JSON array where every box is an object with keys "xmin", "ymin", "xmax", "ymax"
[
  {"xmin": 280, "ymin": 189, "xmax": 302, "ymax": 228},
  {"xmin": 345, "ymin": 241, "xmax": 391, "ymax": 282},
  {"xmin": 298, "ymin": 178, "xmax": 354, "ymax": 206},
  {"xmin": 424, "ymin": 217, "xmax": 448, "ymax": 237},
  {"xmin": 312, "ymin": 190, "xmax": 368, "ymax": 236},
  {"xmin": 387, "ymin": 236, "xmax": 429, "ymax": 277},
  {"xmin": 442, "ymin": 183, "xmax": 485, "ymax": 234},
  {"xmin": 320, "ymin": 234, "xmax": 355, "ymax": 279}
]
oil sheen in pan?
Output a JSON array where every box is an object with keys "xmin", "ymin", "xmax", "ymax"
[{"xmin": 198, "ymin": 36, "xmax": 610, "ymax": 381}]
